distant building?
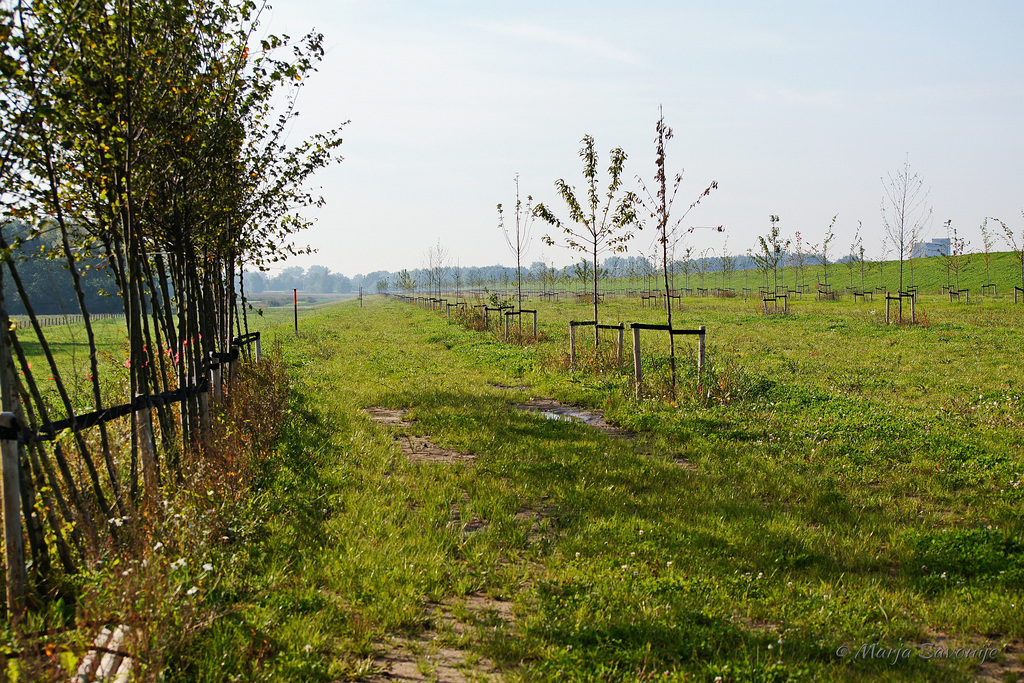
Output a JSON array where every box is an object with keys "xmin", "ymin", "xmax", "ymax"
[{"xmin": 912, "ymin": 237, "xmax": 950, "ymax": 258}]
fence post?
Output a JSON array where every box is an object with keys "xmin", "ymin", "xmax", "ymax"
[
  {"xmin": 911, "ymin": 293, "xmax": 916, "ymax": 323},
  {"xmin": 198, "ymin": 377, "xmax": 211, "ymax": 436},
  {"xmin": 885, "ymin": 296, "xmax": 891, "ymax": 325},
  {"xmin": 698, "ymin": 325, "xmax": 706, "ymax": 374},
  {"xmin": 210, "ymin": 356, "xmax": 222, "ymax": 403},
  {"xmin": 569, "ymin": 323, "xmax": 576, "ymax": 369},
  {"xmin": 228, "ymin": 345, "xmax": 238, "ymax": 387},
  {"xmin": 632, "ymin": 325, "xmax": 642, "ymax": 399},
  {"xmin": 293, "ymin": 288, "xmax": 298, "ymax": 337},
  {"xmin": 135, "ymin": 396, "xmax": 158, "ymax": 497},
  {"xmin": 617, "ymin": 326, "xmax": 624, "ymax": 366},
  {"xmin": 532, "ymin": 311, "xmax": 538, "ymax": 338},
  {"xmin": 0, "ymin": 268, "xmax": 26, "ymax": 620},
  {"xmin": 1, "ymin": 413, "xmax": 25, "ymax": 620},
  {"xmin": 254, "ymin": 332, "xmax": 262, "ymax": 363}
]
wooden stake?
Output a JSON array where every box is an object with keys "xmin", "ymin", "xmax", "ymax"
[
  {"xmin": 632, "ymin": 325, "xmax": 642, "ymax": 399},
  {"xmin": 698, "ymin": 326, "xmax": 706, "ymax": 374},
  {"xmin": 136, "ymin": 396, "xmax": 158, "ymax": 498},
  {"xmin": 569, "ymin": 324, "xmax": 576, "ymax": 369},
  {"xmin": 1, "ymin": 413, "xmax": 26, "ymax": 620}
]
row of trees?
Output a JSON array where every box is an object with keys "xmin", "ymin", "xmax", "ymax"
[{"xmin": 0, "ymin": 0, "xmax": 342, "ymax": 606}]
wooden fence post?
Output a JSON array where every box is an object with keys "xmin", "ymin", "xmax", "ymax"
[
  {"xmin": 254, "ymin": 332, "xmax": 262, "ymax": 363},
  {"xmin": 569, "ymin": 323, "xmax": 576, "ymax": 369},
  {"xmin": 0, "ymin": 269, "xmax": 26, "ymax": 620},
  {"xmin": 228, "ymin": 345, "xmax": 238, "ymax": 387},
  {"xmin": 617, "ymin": 326, "xmax": 624, "ymax": 366},
  {"xmin": 632, "ymin": 325, "xmax": 642, "ymax": 399},
  {"xmin": 885, "ymin": 296, "xmax": 891, "ymax": 325},
  {"xmin": 198, "ymin": 376, "xmax": 211, "ymax": 436},
  {"xmin": 911, "ymin": 293, "xmax": 916, "ymax": 323},
  {"xmin": 1, "ymin": 413, "xmax": 25, "ymax": 620},
  {"xmin": 293, "ymin": 288, "xmax": 298, "ymax": 337},
  {"xmin": 210, "ymin": 356, "xmax": 222, "ymax": 403},
  {"xmin": 136, "ymin": 396, "xmax": 158, "ymax": 497},
  {"xmin": 698, "ymin": 325, "xmax": 706, "ymax": 374}
]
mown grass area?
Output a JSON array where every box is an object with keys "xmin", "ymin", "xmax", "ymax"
[{"xmin": 149, "ymin": 289, "xmax": 1024, "ymax": 682}]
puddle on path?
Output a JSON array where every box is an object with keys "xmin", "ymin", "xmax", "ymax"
[{"xmin": 515, "ymin": 399, "xmax": 632, "ymax": 438}]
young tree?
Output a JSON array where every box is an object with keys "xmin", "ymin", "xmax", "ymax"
[
  {"xmin": 993, "ymin": 214, "xmax": 1024, "ymax": 292},
  {"xmin": 846, "ymin": 222, "xmax": 863, "ymax": 290},
  {"xmin": 396, "ymin": 269, "xmax": 416, "ymax": 293},
  {"xmin": 497, "ymin": 174, "xmax": 534, "ymax": 309},
  {"xmin": 720, "ymin": 237, "xmax": 736, "ymax": 288},
  {"xmin": 881, "ymin": 157, "xmax": 931, "ymax": 318},
  {"xmin": 979, "ymin": 217, "xmax": 997, "ymax": 289},
  {"xmin": 452, "ymin": 260, "xmax": 463, "ymax": 301},
  {"xmin": 942, "ymin": 220, "xmax": 971, "ymax": 292},
  {"xmin": 791, "ymin": 231, "xmax": 810, "ymax": 292},
  {"xmin": 536, "ymin": 134, "xmax": 638, "ymax": 348},
  {"xmin": 632, "ymin": 108, "xmax": 719, "ymax": 393},
  {"xmin": 425, "ymin": 239, "xmax": 449, "ymax": 299},
  {"xmin": 680, "ymin": 246, "xmax": 695, "ymax": 291},
  {"xmin": 696, "ymin": 248, "xmax": 713, "ymax": 290},
  {"xmin": 878, "ymin": 237, "xmax": 891, "ymax": 290},
  {"xmin": 816, "ymin": 215, "xmax": 838, "ymax": 293},
  {"xmin": 756, "ymin": 215, "xmax": 789, "ymax": 294}
]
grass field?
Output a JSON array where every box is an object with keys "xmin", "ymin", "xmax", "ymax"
[
  {"xmin": 9, "ymin": 257, "xmax": 1024, "ymax": 681},
  {"xmin": 140, "ymin": 279, "xmax": 1024, "ymax": 682}
]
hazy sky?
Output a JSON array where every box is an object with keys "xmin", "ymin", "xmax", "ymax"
[{"xmin": 263, "ymin": 0, "xmax": 1024, "ymax": 276}]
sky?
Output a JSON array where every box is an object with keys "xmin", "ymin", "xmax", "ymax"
[{"xmin": 261, "ymin": 0, "xmax": 1024, "ymax": 277}]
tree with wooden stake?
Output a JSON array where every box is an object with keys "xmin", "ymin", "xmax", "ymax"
[
  {"xmin": 497, "ymin": 174, "xmax": 534, "ymax": 312},
  {"xmin": 992, "ymin": 214, "xmax": 1024, "ymax": 299},
  {"xmin": 720, "ymin": 238, "xmax": 736, "ymax": 288},
  {"xmin": 756, "ymin": 215, "xmax": 789, "ymax": 295},
  {"xmin": 634, "ymin": 108, "xmax": 718, "ymax": 395},
  {"xmin": 942, "ymin": 220, "xmax": 971, "ymax": 295},
  {"xmin": 846, "ymin": 222, "xmax": 863, "ymax": 291},
  {"xmin": 535, "ymin": 135, "xmax": 638, "ymax": 349},
  {"xmin": 815, "ymin": 215, "xmax": 838, "ymax": 298},
  {"xmin": 881, "ymin": 157, "xmax": 931, "ymax": 321},
  {"xmin": 979, "ymin": 217, "xmax": 997, "ymax": 294},
  {"xmin": 791, "ymin": 231, "xmax": 811, "ymax": 293}
]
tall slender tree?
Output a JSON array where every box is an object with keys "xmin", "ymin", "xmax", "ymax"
[
  {"xmin": 536, "ymin": 135, "xmax": 638, "ymax": 348},
  {"xmin": 497, "ymin": 174, "xmax": 534, "ymax": 310},
  {"xmin": 881, "ymin": 157, "xmax": 931, "ymax": 319},
  {"xmin": 634, "ymin": 108, "xmax": 718, "ymax": 393}
]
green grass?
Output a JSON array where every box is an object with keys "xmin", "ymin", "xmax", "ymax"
[
  {"xmin": 152, "ymin": 289, "xmax": 1024, "ymax": 682},
  {"xmin": 11, "ymin": 264, "xmax": 1024, "ymax": 681}
]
